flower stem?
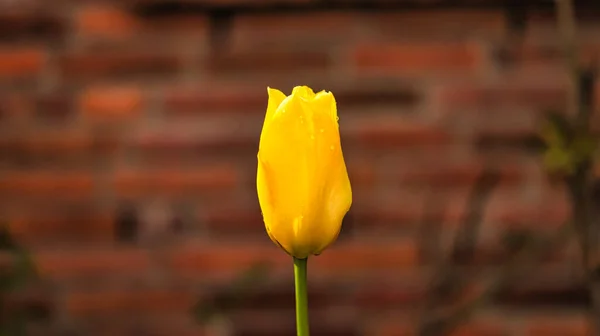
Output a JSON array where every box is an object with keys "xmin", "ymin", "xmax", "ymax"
[{"xmin": 293, "ymin": 257, "xmax": 309, "ymax": 336}]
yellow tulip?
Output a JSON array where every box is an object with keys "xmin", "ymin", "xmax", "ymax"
[{"xmin": 256, "ymin": 86, "xmax": 352, "ymax": 259}]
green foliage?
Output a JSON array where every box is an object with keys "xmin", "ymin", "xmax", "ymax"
[
  {"xmin": 0, "ymin": 225, "xmax": 44, "ymax": 336},
  {"xmin": 541, "ymin": 111, "xmax": 597, "ymax": 175}
]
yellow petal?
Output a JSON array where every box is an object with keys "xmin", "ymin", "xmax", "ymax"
[
  {"xmin": 257, "ymin": 86, "xmax": 352, "ymax": 258},
  {"xmin": 261, "ymin": 87, "xmax": 286, "ymax": 134},
  {"xmin": 291, "ymin": 86, "xmax": 316, "ymax": 100}
]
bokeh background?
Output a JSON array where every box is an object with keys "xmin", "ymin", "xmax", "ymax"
[{"xmin": 1, "ymin": 0, "xmax": 599, "ymax": 335}]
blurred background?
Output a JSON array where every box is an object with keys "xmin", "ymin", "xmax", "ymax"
[{"xmin": 1, "ymin": 0, "xmax": 599, "ymax": 335}]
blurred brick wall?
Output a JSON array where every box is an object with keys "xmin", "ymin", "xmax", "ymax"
[{"xmin": 1, "ymin": 1, "xmax": 600, "ymax": 335}]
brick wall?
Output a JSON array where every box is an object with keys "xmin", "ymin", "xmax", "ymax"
[{"xmin": 1, "ymin": 1, "xmax": 599, "ymax": 335}]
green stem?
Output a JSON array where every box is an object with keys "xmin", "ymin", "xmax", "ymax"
[{"xmin": 293, "ymin": 257, "xmax": 310, "ymax": 336}]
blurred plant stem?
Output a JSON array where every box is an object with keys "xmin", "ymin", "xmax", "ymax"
[
  {"xmin": 556, "ymin": 0, "xmax": 600, "ymax": 332},
  {"xmin": 294, "ymin": 257, "xmax": 309, "ymax": 336},
  {"xmin": 419, "ymin": 1, "xmax": 600, "ymax": 334}
]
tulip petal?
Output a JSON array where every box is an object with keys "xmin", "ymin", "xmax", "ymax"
[
  {"xmin": 257, "ymin": 86, "xmax": 352, "ymax": 258},
  {"xmin": 264, "ymin": 87, "xmax": 286, "ymax": 124},
  {"xmin": 313, "ymin": 90, "xmax": 338, "ymax": 123}
]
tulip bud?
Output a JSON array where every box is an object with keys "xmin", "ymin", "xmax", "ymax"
[{"xmin": 256, "ymin": 86, "xmax": 352, "ymax": 259}]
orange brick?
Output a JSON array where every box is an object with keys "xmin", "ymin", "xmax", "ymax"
[
  {"xmin": 75, "ymin": 4, "xmax": 138, "ymax": 39},
  {"xmin": 65, "ymin": 288, "xmax": 196, "ymax": 317},
  {"xmin": 354, "ymin": 42, "xmax": 484, "ymax": 74},
  {"xmin": 0, "ymin": 172, "xmax": 94, "ymax": 199},
  {"xmin": 0, "ymin": 48, "xmax": 45, "ymax": 78},
  {"xmin": 79, "ymin": 85, "xmax": 143, "ymax": 120},
  {"xmin": 34, "ymin": 247, "xmax": 151, "ymax": 280},
  {"xmin": 114, "ymin": 166, "xmax": 238, "ymax": 196}
]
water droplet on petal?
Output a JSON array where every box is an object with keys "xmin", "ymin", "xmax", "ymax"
[
  {"xmin": 319, "ymin": 129, "xmax": 324, "ymax": 133},
  {"xmin": 330, "ymin": 145, "xmax": 334, "ymax": 150},
  {"xmin": 310, "ymin": 135, "xmax": 315, "ymax": 140}
]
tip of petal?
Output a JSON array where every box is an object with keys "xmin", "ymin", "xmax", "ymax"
[{"xmin": 291, "ymin": 86, "xmax": 316, "ymax": 100}]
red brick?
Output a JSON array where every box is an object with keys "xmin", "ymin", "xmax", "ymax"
[
  {"xmin": 593, "ymin": 164, "xmax": 600, "ymax": 179},
  {"xmin": 346, "ymin": 159, "xmax": 376, "ymax": 188},
  {"xmin": 74, "ymin": 4, "xmax": 208, "ymax": 40},
  {"xmin": 490, "ymin": 196, "xmax": 570, "ymax": 231},
  {"xmin": 1, "ymin": 130, "xmax": 118, "ymax": 165},
  {"xmin": 168, "ymin": 241, "xmax": 289, "ymax": 280},
  {"xmin": 235, "ymin": 309, "xmax": 359, "ymax": 336},
  {"xmin": 343, "ymin": 115, "xmax": 450, "ymax": 148},
  {"xmin": 334, "ymin": 84, "xmax": 422, "ymax": 109},
  {"xmin": 354, "ymin": 277, "xmax": 425, "ymax": 309},
  {"xmin": 171, "ymin": 240, "xmax": 416, "ymax": 280},
  {"xmin": 0, "ymin": 92, "xmax": 31, "ymax": 121},
  {"xmin": 0, "ymin": 172, "xmax": 94, "ymax": 199},
  {"xmin": 395, "ymin": 162, "xmax": 524, "ymax": 188},
  {"xmin": 498, "ymin": 264, "xmax": 584, "ymax": 307},
  {"xmin": 311, "ymin": 240, "xmax": 418, "ymax": 276},
  {"xmin": 60, "ymin": 52, "xmax": 181, "ymax": 80},
  {"xmin": 451, "ymin": 321, "xmax": 509, "ymax": 336},
  {"xmin": 367, "ymin": 318, "xmax": 509, "ymax": 336},
  {"xmin": 360, "ymin": 10, "xmax": 506, "ymax": 40},
  {"xmin": 0, "ymin": 48, "xmax": 45, "ymax": 78},
  {"xmin": 34, "ymin": 92, "xmax": 73, "ymax": 121},
  {"xmin": 114, "ymin": 166, "xmax": 238, "ymax": 197},
  {"xmin": 75, "ymin": 4, "xmax": 138, "ymax": 39},
  {"xmin": 436, "ymin": 77, "xmax": 567, "ymax": 111},
  {"xmin": 8, "ymin": 212, "xmax": 113, "ymax": 244},
  {"xmin": 163, "ymin": 84, "xmax": 265, "ymax": 114},
  {"xmin": 354, "ymin": 42, "xmax": 484, "ymax": 74},
  {"xmin": 364, "ymin": 318, "xmax": 415, "ymax": 336},
  {"xmin": 523, "ymin": 314, "xmax": 591, "ymax": 336},
  {"xmin": 173, "ymin": 0, "xmax": 310, "ymax": 6},
  {"xmin": 474, "ymin": 128, "xmax": 539, "ymax": 153},
  {"xmin": 79, "ymin": 85, "xmax": 143, "ymax": 120},
  {"xmin": 231, "ymin": 12, "xmax": 357, "ymax": 49},
  {"xmin": 207, "ymin": 50, "xmax": 331, "ymax": 75},
  {"xmin": 130, "ymin": 121, "xmax": 259, "ymax": 160},
  {"xmin": 353, "ymin": 195, "xmax": 423, "ymax": 230},
  {"xmin": 0, "ymin": 12, "xmax": 65, "ymax": 41},
  {"xmin": 202, "ymin": 203, "xmax": 264, "ymax": 236},
  {"xmin": 34, "ymin": 247, "xmax": 152, "ymax": 280},
  {"xmin": 65, "ymin": 288, "xmax": 196, "ymax": 317},
  {"xmin": 594, "ymin": 80, "xmax": 600, "ymax": 113},
  {"xmin": 88, "ymin": 323, "xmax": 208, "ymax": 336},
  {"xmin": 21, "ymin": 130, "xmax": 92, "ymax": 153}
]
